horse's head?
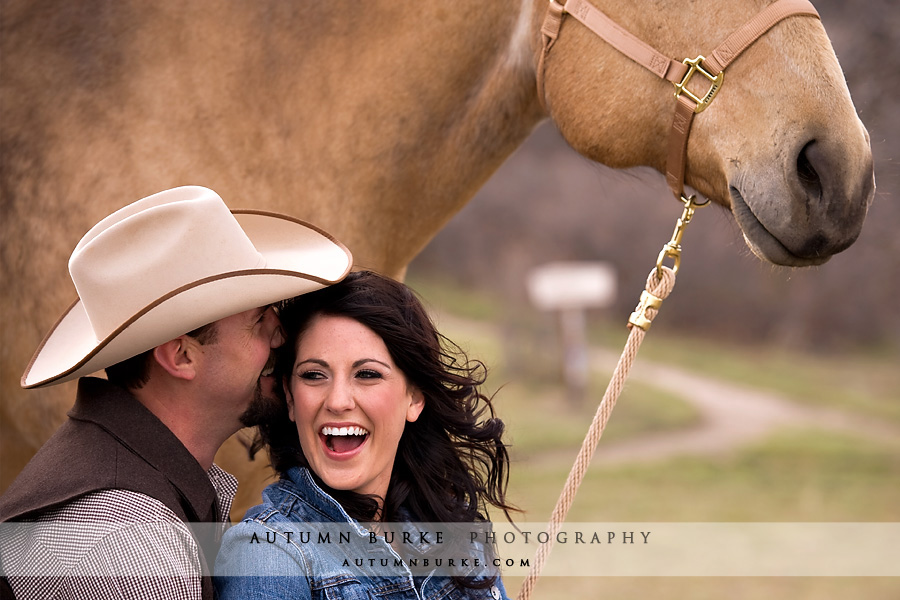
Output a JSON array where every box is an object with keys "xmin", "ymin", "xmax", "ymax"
[{"xmin": 537, "ymin": 0, "xmax": 874, "ymax": 266}]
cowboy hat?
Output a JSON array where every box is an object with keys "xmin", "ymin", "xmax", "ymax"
[{"xmin": 22, "ymin": 186, "xmax": 353, "ymax": 389}]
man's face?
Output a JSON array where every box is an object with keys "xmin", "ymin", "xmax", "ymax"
[{"xmin": 197, "ymin": 306, "xmax": 285, "ymax": 429}]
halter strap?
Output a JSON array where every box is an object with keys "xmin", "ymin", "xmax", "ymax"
[{"xmin": 536, "ymin": 0, "xmax": 821, "ymax": 201}]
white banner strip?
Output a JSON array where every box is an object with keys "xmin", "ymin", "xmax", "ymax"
[{"xmin": 2, "ymin": 522, "xmax": 897, "ymax": 577}]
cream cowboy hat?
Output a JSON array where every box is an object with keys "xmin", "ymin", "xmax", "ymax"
[{"xmin": 22, "ymin": 186, "xmax": 353, "ymax": 389}]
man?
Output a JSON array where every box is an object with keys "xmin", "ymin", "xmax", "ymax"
[{"xmin": 0, "ymin": 186, "xmax": 352, "ymax": 599}]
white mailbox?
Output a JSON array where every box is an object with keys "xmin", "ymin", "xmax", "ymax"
[
  {"xmin": 526, "ymin": 261, "xmax": 617, "ymax": 404},
  {"xmin": 527, "ymin": 261, "xmax": 616, "ymax": 311}
]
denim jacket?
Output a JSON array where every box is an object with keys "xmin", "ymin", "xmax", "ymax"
[{"xmin": 215, "ymin": 467, "xmax": 510, "ymax": 600}]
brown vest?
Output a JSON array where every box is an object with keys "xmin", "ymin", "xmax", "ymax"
[{"xmin": 0, "ymin": 377, "xmax": 223, "ymax": 599}]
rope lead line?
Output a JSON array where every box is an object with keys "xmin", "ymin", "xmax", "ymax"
[
  {"xmin": 514, "ymin": 267, "xmax": 676, "ymax": 600},
  {"xmin": 515, "ymin": 195, "xmax": 704, "ymax": 599}
]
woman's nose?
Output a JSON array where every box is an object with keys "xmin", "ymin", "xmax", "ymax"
[{"xmin": 324, "ymin": 380, "xmax": 355, "ymax": 413}]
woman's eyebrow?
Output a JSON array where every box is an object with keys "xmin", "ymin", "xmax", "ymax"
[
  {"xmin": 295, "ymin": 358, "xmax": 392, "ymax": 369},
  {"xmin": 353, "ymin": 358, "xmax": 391, "ymax": 369},
  {"xmin": 296, "ymin": 358, "xmax": 328, "ymax": 368}
]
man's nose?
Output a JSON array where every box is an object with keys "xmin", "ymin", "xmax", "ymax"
[
  {"xmin": 264, "ymin": 306, "xmax": 285, "ymax": 348},
  {"xmin": 270, "ymin": 322, "xmax": 285, "ymax": 349}
]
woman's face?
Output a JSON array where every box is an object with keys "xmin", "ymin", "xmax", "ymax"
[{"xmin": 284, "ymin": 314, "xmax": 424, "ymax": 504}]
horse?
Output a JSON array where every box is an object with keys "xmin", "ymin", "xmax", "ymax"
[{"xmin": 0, "ymin": 0, "xmax": 874, "ymax": 516}]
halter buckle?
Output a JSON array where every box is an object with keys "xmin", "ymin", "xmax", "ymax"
[{"xmin": 673, "ymin": 56, "xmax": 724, "ymax": 113}]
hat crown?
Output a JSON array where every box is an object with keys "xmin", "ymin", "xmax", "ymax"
[{"xmin": 69, "ymin": 186, "xmax": 264, "ymax": 340}]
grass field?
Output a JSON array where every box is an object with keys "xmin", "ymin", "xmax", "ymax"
[{"xmin": 408, "ymin": 276, "xmax": 900, "ymax": 600}]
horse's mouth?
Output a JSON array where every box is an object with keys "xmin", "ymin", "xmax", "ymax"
[{"xmin": 728, "ymin": 186, "xmax": 830, "ymax": 267}]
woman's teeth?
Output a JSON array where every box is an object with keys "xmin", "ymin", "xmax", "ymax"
[
  {"xmin": 321, "ymin": 426, "xmax": 369, "ymax": 437},
  {"xmin": 321, "ymin": 426, "xmax": 369, "ymax": 453}
]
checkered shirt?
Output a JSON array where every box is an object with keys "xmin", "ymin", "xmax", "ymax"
[{"xmin": 1, "ymin": 464, "xmax": 237, "ymax": 600}]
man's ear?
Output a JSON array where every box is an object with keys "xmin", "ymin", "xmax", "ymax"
[{"xmin": 152, "ymin": 337, "xmax": 198, "ymax": 381}]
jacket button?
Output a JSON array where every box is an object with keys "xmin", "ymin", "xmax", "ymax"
[{"xmin": 490, "ymin": 585, "xmax": 501, "ymax": 599}]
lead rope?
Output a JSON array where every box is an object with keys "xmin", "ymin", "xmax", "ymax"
[
  {"xmin": 515, "ymin": 196, "xmax": 704, "ymax": 600},
  {"xmin": 517, "ymin": 1, "xmax": 821, "ymax": 595}
]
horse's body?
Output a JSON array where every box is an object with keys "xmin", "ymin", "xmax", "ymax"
[{"xmin": 0, "ymin": 0, "xmax": 873, "ymax": 514}]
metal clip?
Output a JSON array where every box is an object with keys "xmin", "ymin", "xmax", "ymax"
[
  {"xmin": 628, "ymin": 289, "xmax": 663, "ymax": 331},
  {"xmin": 628, "ymin": 195, "xmax": 707, "ymax": 330},
  {"xmin": 673, "ymin": 55, "xmax": 724, "ymax": 113},
  {"xmin": 655, "ymin": 194, "xmax": 705, "ymax": 280}
]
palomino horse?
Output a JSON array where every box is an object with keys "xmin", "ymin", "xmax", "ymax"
[{"xmin": 0, "ymin": 0, "xmax": 873, "ymax": 516}]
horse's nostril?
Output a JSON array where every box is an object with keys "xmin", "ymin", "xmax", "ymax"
[{"xmin": 797, "ymin": 139, "xmax": 824, "ymax": 202}]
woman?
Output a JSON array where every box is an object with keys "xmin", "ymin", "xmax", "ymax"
[{"xmin": 215, "ymin": 271, "xmax": 515, "ymax": 599}]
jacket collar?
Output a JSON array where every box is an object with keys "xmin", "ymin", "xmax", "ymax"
[
  {"xmin": 280, "ymin": 466, "xmax": 369, "ymax": 534},
  {"xmin": 279, "ymin": 466, "xmax": 437, "ymax": 553},
  {"xmin": 70, "ymin": 377, "xmax": 218, "ymax": 522}
]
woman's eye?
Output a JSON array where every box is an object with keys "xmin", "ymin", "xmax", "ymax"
[
  {"xmin": 356, "ymin": 369, "xmax": 382, "ymax": 380},
  {"xmin": 298, "ymin": 370, "xmax": 326, "ymax": 381}
]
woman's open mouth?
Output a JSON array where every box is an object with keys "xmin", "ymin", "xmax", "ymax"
[{"xmin": 320, "ymin": 425, "xmax": 370, "ymax": 456}]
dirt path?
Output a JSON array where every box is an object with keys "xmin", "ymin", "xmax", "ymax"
[
  {"xmin": 588, "ymin": 347, "xmax": 900, "ymax": 464},
  {"xmin": 434, "ymin": 311, "xmax": 899, "ymax": 465}
]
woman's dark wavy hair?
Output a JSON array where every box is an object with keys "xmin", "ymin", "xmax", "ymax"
[{"xmin": 252, "ymin": 270, "xmax": 516, "ymax": 526}]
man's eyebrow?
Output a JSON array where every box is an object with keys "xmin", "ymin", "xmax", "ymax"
[{"xmin": 251, "ymin": 305, "xmax": 275, "ymax": 321}]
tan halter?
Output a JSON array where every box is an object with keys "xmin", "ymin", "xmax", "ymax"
[{"xmin": 536, "ymin": 0, "xmax": 821, "ymax": 203}]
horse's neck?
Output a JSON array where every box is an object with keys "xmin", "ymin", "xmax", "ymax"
[
  {"xmin": 235, "ymin": 0, "xmax": 548, "ymax": 276},
  {"xmin": 3, "ymin": 0, "xmax": 548, "ymax": 279},
  {"xmin": 405, "ymin": 0, "xmax": 546, "ymax": 210}
]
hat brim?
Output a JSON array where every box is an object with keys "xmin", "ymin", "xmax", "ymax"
[{"xmin": 22, "ymin": 210, "xmax": 352, "ymax": 389}]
